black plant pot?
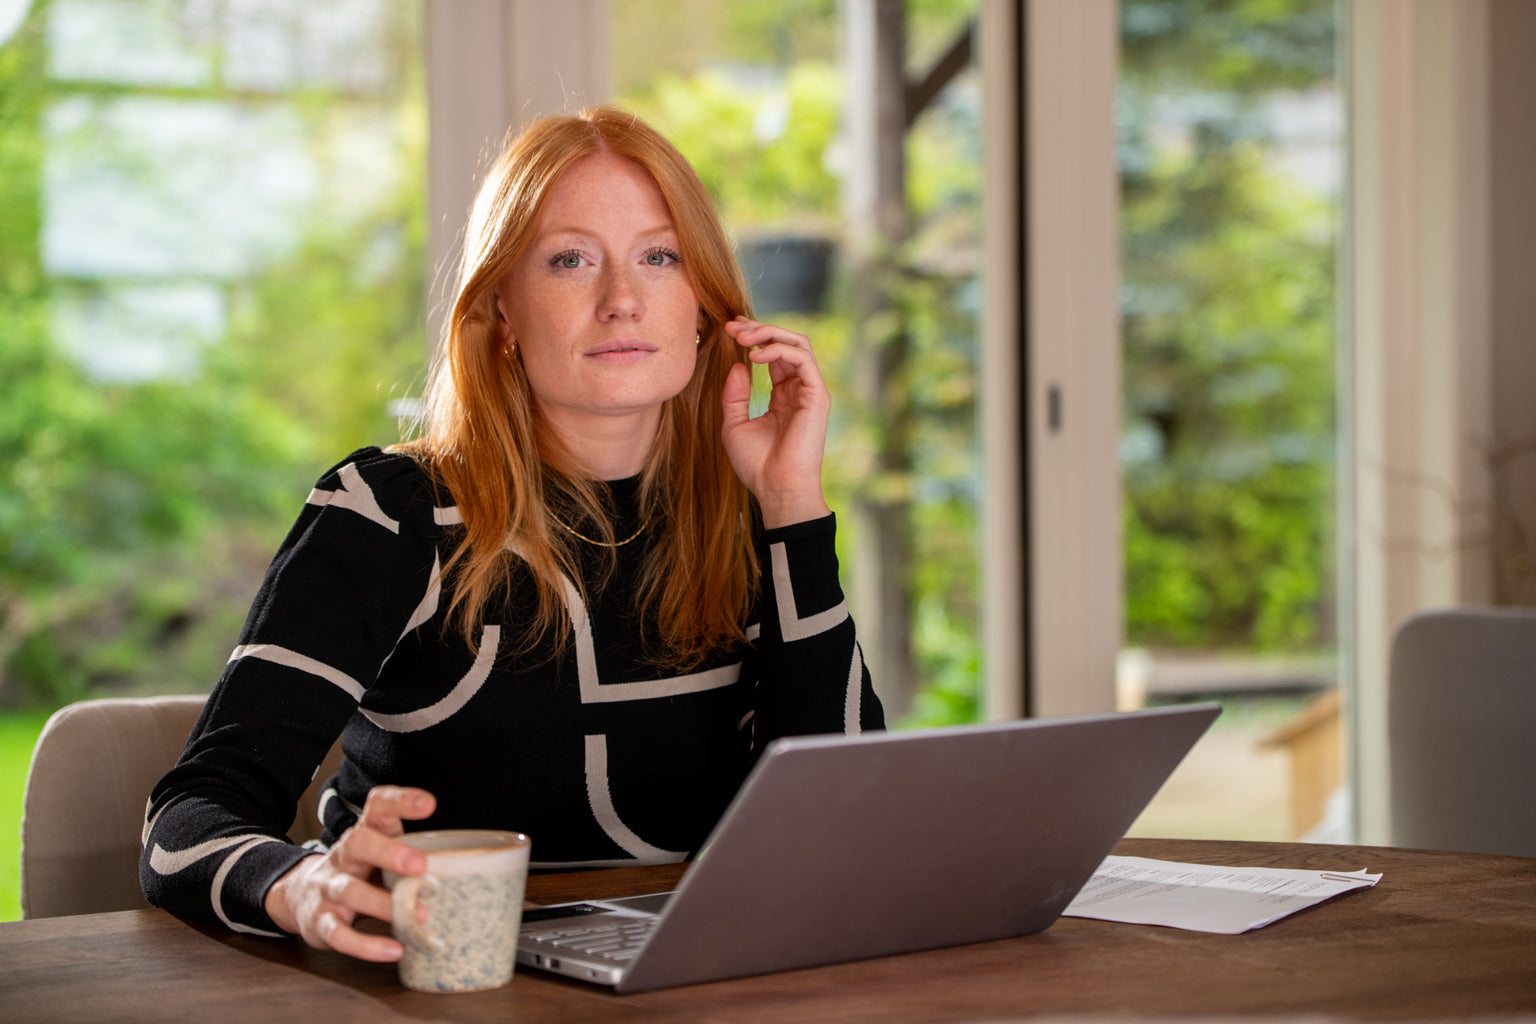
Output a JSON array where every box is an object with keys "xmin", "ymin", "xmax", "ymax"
[{"xmin": 736, "ymin": 235, "xmax": 835, "ymax": 316}]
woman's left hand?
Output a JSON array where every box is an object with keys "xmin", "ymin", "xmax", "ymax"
[{"xmin": 721, "ymin": 316, "xmax": 834, "ymax": 529}]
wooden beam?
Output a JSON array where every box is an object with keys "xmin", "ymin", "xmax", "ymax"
[{"xmin": 905, "ymin": 19, "xmax": 975, "ymax": 129}]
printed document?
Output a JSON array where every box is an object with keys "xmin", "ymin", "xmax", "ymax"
[{"xmin": 1063, "ymin": 855, "xmax": 1382, "ymax": 934}]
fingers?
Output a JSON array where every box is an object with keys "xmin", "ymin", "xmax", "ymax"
[
  {"xmin": 298, "ymin": 841, "xmax": 406, "ymax": 962},
  {"xmin": 308, "ymin": 906, "xmax": 404, "ymax": 963},
  {"xmin": 724, "ymin": 315, "xmax": 808, "ymax": 345},
  {"xmin": 319, "ymin": 849, "xmax": 395, "ymax": 920},
  {"xmin": 267, "ymin": 784, "xmax": 440, "ymax": 964},
  {"xmin": 724, "ymin": 316, "xmax": 829, "ymax": 395},
  {"xmin": 273, "ymin": 853, "xmax": 405, "ymax": 963},
  {"xmin": 721, "ymin": 361, "xmax": 753, "ymax": 427},
  {"xmin": 725, "ymin": 315, "xmax": 812, "ymax": 357},
  {"xmin": 333, "ymin": 824, "xmax": 426, "ymax": 885},
  {"xmin": 359, "ymin": 785, "xmax": 436, "ymax": 838},
  {"xmin": 318, "ymin": 786, "xmax": 433, "ymax": 883},
  {"xmin": 718, "ymin": 317, "xmax": 833, "ymax": 529}
]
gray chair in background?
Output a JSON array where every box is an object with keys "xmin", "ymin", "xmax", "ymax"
[
  {"xmin": 1389, "ymin": 606, "xmax": 1536, "ymax": 859},
  {"xmin": 20, "ymin": 695, "xmax": 341, "ymax": 918}
]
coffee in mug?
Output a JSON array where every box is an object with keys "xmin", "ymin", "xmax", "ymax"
[{"xmin": 383, "ymin": 829, "xmax": 531, "ymax": 992}]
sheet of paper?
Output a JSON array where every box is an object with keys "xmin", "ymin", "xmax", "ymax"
[{"xmin": 1062, "ymin": 855, "xmax": 1382, "ymax": 934}]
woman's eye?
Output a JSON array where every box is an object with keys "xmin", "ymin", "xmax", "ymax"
[
  {"xmin": 550, "ymin": 250, "xmax": 584, "ymax": 269},
  {"xmin": 644, "ymin": 247, "xmax": 682, "ymax": 266}
]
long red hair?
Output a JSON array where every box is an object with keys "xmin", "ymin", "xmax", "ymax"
[{"xmin": 395, "ymin": 106, "xmax": 758, "ymax": 667}]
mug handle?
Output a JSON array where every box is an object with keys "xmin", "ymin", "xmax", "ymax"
[{"xmin": 390, "ymin": 874, "xmax": 445, "ymax": 956}]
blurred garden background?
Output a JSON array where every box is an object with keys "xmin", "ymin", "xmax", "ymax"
[{"xmin": 1, "ymin": 0, "xmax": 1340, "ymax": 920}]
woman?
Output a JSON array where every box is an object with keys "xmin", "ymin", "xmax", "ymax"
[{"xmin": 140, "ymin": 106, "xmax": 883, "ymax": 962}]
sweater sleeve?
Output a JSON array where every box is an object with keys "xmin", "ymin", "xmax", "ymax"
[
  {"xmin": 139, "ymin": 448, "xmax": 442, "ymax": 935},
  {"xmin": 746, "ymin": 513, "xmax": 885, "ymax": 749}
]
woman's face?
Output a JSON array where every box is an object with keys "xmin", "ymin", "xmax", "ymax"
[{"xmin": 497, "ymin": 152, "xmax": 701, "ymax": 468}]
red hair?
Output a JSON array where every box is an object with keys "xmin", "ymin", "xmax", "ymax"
[{"xmin": 396, "ymin": 106, "xmax": 758, "ymax": 667}]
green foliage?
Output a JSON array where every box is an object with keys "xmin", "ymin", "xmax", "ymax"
[
  {"xmin": 632, "ymin": 64, "xmax": 844, "ymax": 230},
  {"xmin": 610, "ymin": 0, "xmax": 976, "ymax": 98},
  {"xmin": 903, "ymin": 592, "xmax": 980, "ymax": 728},
  {"xmin": 0, "ymin": 2, "xmax": 426, "ymax": 708},
  {"xmin": 221, "ymin": 198, "xmax": 427, "ymax": 460},
  {"xmin": 1120, "ymin": 0, "xmax": 1338, "ymax": 652},
  {"xmin": 0, "ymin": 317, "xmax": 298, "ymax": 703},
  {"xmin": 1121, "ymin": 0, "xmax": 1336, "ymax": 91}
]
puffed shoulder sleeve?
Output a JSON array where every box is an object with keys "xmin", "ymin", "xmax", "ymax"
[
  {"xmin": 747, "ymin": 513, "xmax": 885, "ymax": 747},
  {"xmin": 140, "ymin": 447, "xmax": 447, "ymax": 934}
]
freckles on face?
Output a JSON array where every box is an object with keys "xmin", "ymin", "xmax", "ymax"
[{"xmin": 495, "ymin": 152, "xmax": 701, "ymax": 443}]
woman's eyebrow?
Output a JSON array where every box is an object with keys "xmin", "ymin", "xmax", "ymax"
[{"xmin": 535, "ymin": 223, "xmax": 678, "ymax": 243}]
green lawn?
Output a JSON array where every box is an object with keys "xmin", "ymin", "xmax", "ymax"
[{"xmin": 1, "ymin": 711, "xmax": 53, "ymax": 922}]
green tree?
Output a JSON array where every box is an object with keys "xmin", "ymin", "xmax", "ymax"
[
  {"xmin": 1119, "ymin": 0, "xmax": 1339, "ymax": 651},
  {"xmin": 0, "ymin": 1, "xmax": 426, "ymax": 707}
]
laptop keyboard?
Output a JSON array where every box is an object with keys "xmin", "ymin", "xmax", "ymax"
[{"xmin": 524, "ymin": 917, "xmax": 657, "ymax": 963}]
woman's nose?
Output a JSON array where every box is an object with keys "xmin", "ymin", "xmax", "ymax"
[{"xmin": 599, "ymin": 265, "xmax": 643, "ymax": 321}]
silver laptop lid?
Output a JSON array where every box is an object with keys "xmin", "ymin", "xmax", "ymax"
[{"xmin": 611, "ymin": 702, "xmax": 1219, "ymax": 992}]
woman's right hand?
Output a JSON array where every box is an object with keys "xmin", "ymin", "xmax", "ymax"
[{"xmin": 263, "ymin": 785, "xmax": 436, "ymax": 962}]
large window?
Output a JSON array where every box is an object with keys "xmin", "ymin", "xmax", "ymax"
[
  {"xmin": 1117, "ymin": 0, "xmax": 1343, "ymax": 842},
  {"xmin": 0, "ymin": 0, "xmax": 426, "ymax": 917}
]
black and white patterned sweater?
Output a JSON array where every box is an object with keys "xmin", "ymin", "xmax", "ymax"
[{"xmin": 140, "ymin": 447, "xmax": 883, "ymax": 936}]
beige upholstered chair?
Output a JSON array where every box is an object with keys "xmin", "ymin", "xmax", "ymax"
[
  {"xmin": 1389, "ymin": 606, "xmax": 1536, "ymax": 859},
  {"xmin": 20, "ymin": 695, "xmax": 342, "ymax": 919}
]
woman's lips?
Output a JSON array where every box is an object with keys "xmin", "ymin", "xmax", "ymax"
[{"xmin": 586, "ymin": 339, "xmax": 657, "ymax": 362}]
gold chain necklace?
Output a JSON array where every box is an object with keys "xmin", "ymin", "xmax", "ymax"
[{"xmin": 549, "ymin": 512, "xmax": 653, "ymax": 548}]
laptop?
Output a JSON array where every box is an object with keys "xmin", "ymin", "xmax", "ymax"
[{"xmin": 517, "ymin": 702, "xmax": 1220, "ymax": 992}]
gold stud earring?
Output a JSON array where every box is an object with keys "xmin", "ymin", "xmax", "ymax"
[{"xmin": 695, "ymin": 331, "xmax": 702, "ymax": 346}]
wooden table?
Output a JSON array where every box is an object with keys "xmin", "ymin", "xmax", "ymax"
[{"xmin": 3, "ymin": 838, "xmax": 1533, "ymax": 1022}]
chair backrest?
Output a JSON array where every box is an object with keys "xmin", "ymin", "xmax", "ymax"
[
  {"xmin": 20, "ymin": 695, "xmax": 343, "ymax": 919},
  {"xmin": 1389, "ymin": 606, "xmax": 1536, "ymax": 859}
]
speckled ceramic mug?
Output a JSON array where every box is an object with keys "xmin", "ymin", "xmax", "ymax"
[{"xmin": 384, "ymin": 829, "xmax": 531, "ymax": 993}]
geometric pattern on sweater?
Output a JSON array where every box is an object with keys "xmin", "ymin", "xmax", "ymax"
[{"xmin": 141, "ymin": 447, "xmax": 884, "ymax": 935}]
